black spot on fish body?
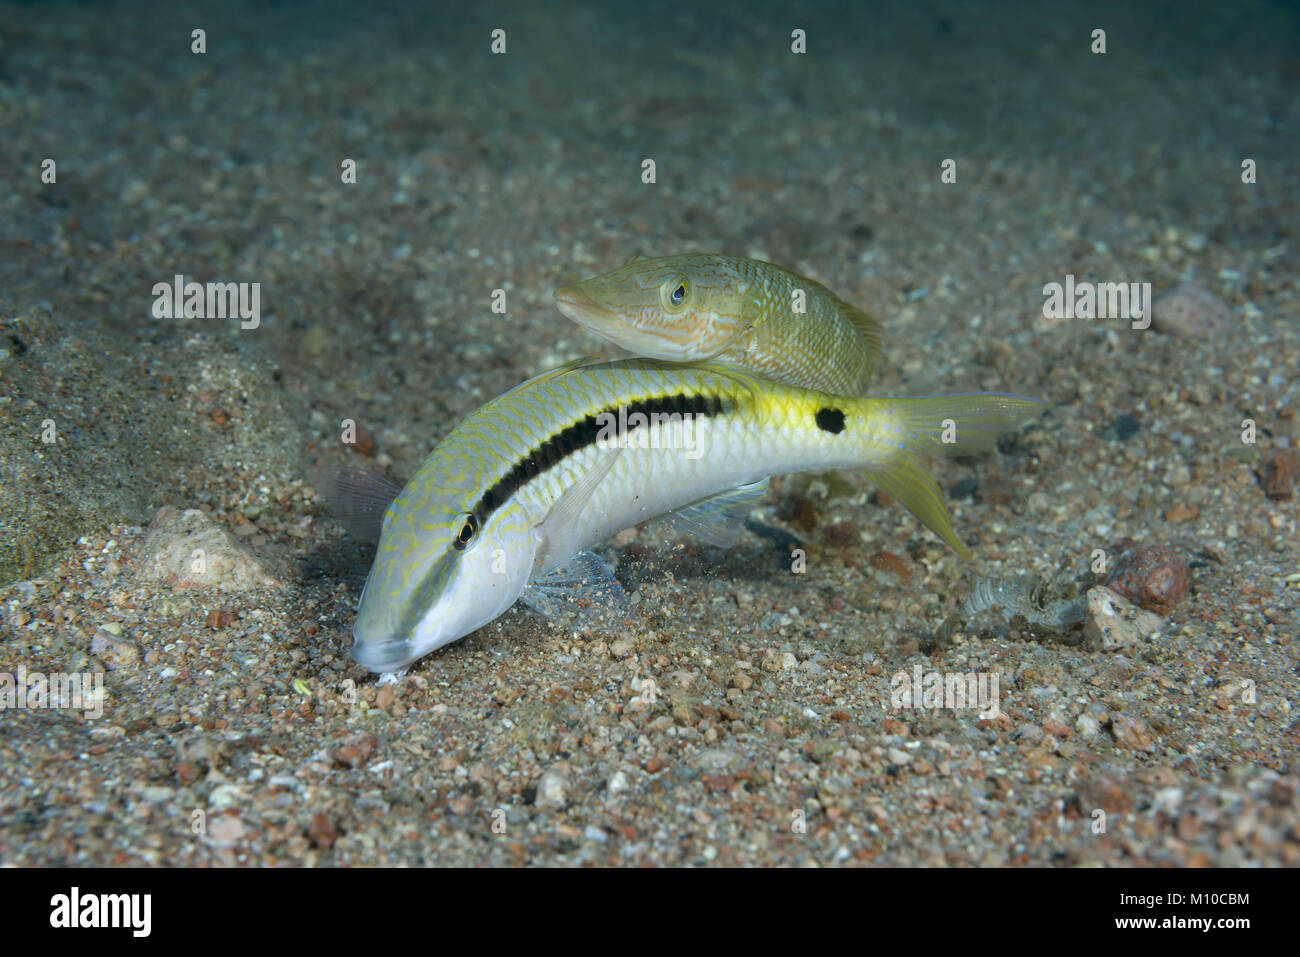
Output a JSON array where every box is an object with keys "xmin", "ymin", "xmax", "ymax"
[{"xmin": 815, "ymin": 407, "xmax": 845, "ymax": 434}]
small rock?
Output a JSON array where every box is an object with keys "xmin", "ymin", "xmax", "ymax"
[
  {"xmin": 331, "ymin": 732, "xmax": 378, "ymax": 769},
  {"xmin": 825, "ymin": 521, "xmax": 859, "ymax": 548},
  {"xmin": 609, "ymin": 636, "xmax": 635, "ymax": 657},
  {"xmin": 208, "ymin": 783, "xmax": 245, "ymax": 809},
  {"xmin": 535, "ymin": 764, "xmax": 571, "ymax": 808},
  {"xmin": 607, "ymin": 771, "xmax": 629, "ymax": 796},
  {"xmin": 1112, "ymin": 714, "xmax": 1156, "ymax": 752},
  {"xmin": 886, "ymin": 747, "xmax": 912, "ymax": 765},
  {"xmin": 868, "ymin": 550, "xmax": 912, "ymax": 584},
  {"xmin": 375, "ymin": 684, "xmax": 395, "ymax": 711},
  {"xmin": 1152, "ymin": 281, "xmax": 1231, "ymax": 339},
  {"xmin": 134, "ymin": 506, "xmax": 285, "ymax": 592},
  {"xmin": 309, "ymin": 811, "xmax": 338, "ymax": 848},
  {"xmin": 1102, "ymin": 540, "xmax": 1189, "ymax": 614},
  {"xmin": 1075, "ymin": 714, "xmax": 1101, "ymax": 739},
  {"xmin": 1153, "ymin": 787, "xmax": 1184, "ymax": 815},
  {"xmin": 696, "ymin": 748, "xmax": 741, "ymax": 774},
  {"xmin": 1042, "ymin": 719, "xmax": 1073, "ymax": 739},
  {"xmin": 90, "ymin": 626, "xmax": 140, "ymax": 671},
  {"xmin": 1257, "ymin": 448, "xmax": 1298, "ymax": 501},
  {"xmin": 1075, "ymin": 771, "xmax": 1135, "ymax": 813},
  {"xmin": 206, "ymin": 606, "xmax": 235, "ymax": 630},
  {"xmin": 207, "ymin": 813, "xmax": 246, "ymax": 844},
  {"xmin": 1083, "ymin": 586, "xmax": 1166, "ymax": 652}
]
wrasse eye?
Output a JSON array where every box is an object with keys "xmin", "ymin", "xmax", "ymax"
[
  {"xmin": 453, "ymin": 513, "xmax": 478, "ymax": 550},
  {"xmin": 663, "ymin": 278, "xmax": 690, "ymax": 309}
]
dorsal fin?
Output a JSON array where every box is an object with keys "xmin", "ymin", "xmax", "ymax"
[{"xmin": 840, "ymin": 299, "xmax": 884, "ymax": 391}]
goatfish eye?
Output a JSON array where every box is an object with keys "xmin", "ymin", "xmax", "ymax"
[
  {"xmin": 662, "ymin": 278, "xmax": 690, "ymax": 310},
  {"xmin": 453, "ymin": 512, "xmax": 478, "ymax": 550}
]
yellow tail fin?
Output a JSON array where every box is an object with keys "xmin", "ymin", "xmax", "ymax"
[{"xmin": 864, "ymin": 394, "xmax": 1042, "ymax": 557}]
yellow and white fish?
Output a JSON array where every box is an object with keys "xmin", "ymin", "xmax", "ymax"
[
  {"xmin": 555, "ymin": 254, "xmax": 882, "ymax": 395},
  {"xmin": 349, "ymin": 357, "xmax": 1038, "ymax": 674}
]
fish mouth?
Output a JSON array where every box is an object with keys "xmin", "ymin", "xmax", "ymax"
[
  {"xmin": 349, "ymin": 633, "xmax": 421, "ymax": 674},
  {"xmin": 554, "ymin": 285, "xmax": 694, "ymax": 360},
  {"xmin": 553, "ymin": 285, "xmax": 614, "ymax": 328}
]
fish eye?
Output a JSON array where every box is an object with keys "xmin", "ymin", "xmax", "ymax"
[
  {"xmin": 453, "ymin": 513, "xmax": 478, "ymax": 550},
  {"xmin": 663, "ymin": 278, "xmax": 689, "ymax": 309}
]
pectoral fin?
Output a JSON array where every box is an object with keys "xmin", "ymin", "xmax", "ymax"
[
  {"xmin": 532, "ymin": 448, "xmax": 622, "ymax": 574},
  {"xmin": 520, "ymin": 550, "xmax": 631, "ymax": 630},
  {"xmin": 659, "ymin": 478, "xmax": 770, "ymax": 548},
  {"xmin": 315, "ymin": 466, "xmax": 404, "ymax": 544}
]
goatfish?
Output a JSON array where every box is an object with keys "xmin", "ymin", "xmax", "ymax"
[
  {"xmin": 554, "ymin": 254, "xmax": 882, "ymax": 395},
  {"xmin": 349, "ymin": 356, "xmax": 1039, "ymax": 674}
]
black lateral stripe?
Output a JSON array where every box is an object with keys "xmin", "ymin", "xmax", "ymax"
[{"xmin": 472, "ymin": 392, "xmax": 725, "ymax": 525}]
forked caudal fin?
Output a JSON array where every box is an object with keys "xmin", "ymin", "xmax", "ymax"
[{"xmin": 862, "ymin": 393, "xmax": 1043, "ymax": 559}]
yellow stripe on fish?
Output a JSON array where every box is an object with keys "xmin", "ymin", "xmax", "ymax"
[
  {"xmin": 555, "ymin": 254, "xmax": 882, "ymax": 395},
  {"xmin": 350, "ymin": 357, "xmax": 1039, "ymax": 674}
]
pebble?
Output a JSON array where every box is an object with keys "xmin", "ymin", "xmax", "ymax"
[
  {"xmin": 1042, "ymin": 719, "xmax": 1073, "ymax": 739},
  {"xmin": 1163, "ymin": 500, "xmax": 1199, "ymax": 523},
  {"xmin": 1257, "ymin": 449, "xmax": 1298, "ymax": 500},
  {"xmin": 761, "ymin": 649, "xmax": 796, "ymax": 672},
  {"xmin": 1152, "ymin": 281, "xmax": 1231, "ymax": 338},
  {"xmin": 331, "ymin": 732, "xmax": 378, "ymax": 769},
  {"xmin": 535, "ymin": 764, "xmax": 571, "ymax": 808},
  {"xmin": 134, "ymin": 506, "xmax": 285, "ymax": 592},
  {"xmin": 309, "ymin": 812, "xmax": 338, "ymax": 848},
  {"xmin": 1083, "ymin": 586, "xmax": 1166, "ymax": 652},
  {"xmin": 696, "ymin": 748, "xmax": 741, "ymax": 774},
  {"xmin": 1153, "ymin": 787, "xmax": 1184, "ymax": 816},
  {"xmin": 1112, "ymin": 714, "xmax": 1156, "ymax": 752},
  {"xmin": 887, "ymin": 747, "xmax": 912, "ymax": 766},
  {"xmin": 207, "ymin": 813, "xmax": 246, "ymax": 844},
  {"xmin": 1102, "ymin": 540, "xmax": 1189, "ymax": 614},
  {"xmin": 1075, "ymin": 714, "xmax": 1101, "ymax": 739},
  {"xmin": 208, "ymin": 784, "xmax": 246, "ymax": 809},
  {"xmin": 90, "ymin": 624, "xmax": 140, "ymax": 670}
]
